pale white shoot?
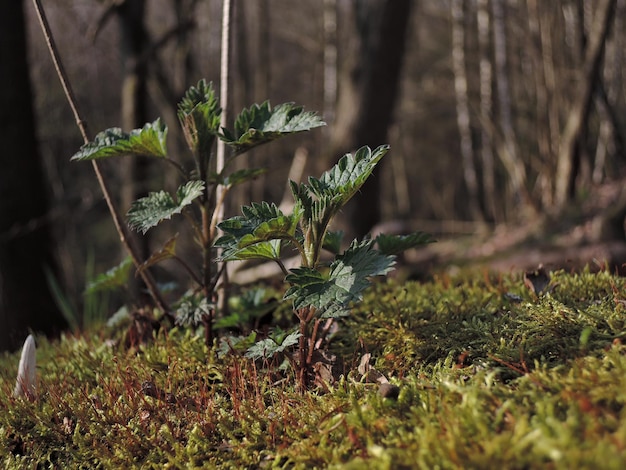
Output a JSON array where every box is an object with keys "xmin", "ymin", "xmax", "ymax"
[{"xmin": 14, "ymin": 334, "xmax": 36, "ymax": 400}]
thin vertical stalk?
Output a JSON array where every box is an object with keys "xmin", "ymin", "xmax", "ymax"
[
  {"xmin": 297, "ymin": 309, "xmax": 310, "ymax": 392},
  {"xmin": 216, "ymin": 0, "xmax": 232, "ymax": 222},
  {"xmin": 31, "ymin": 0, "xmax": 172, "ymax": 320},
  {"xmin": 211, "ymin": 0, "xmax": 233, "ymax": 319}
]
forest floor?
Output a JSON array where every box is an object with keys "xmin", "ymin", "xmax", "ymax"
[
  {"xmin": 2, "ymin": 267, "xmax": 626, "ymax": 468},
  {"xmin": 405, "ymin": 178, "xmax": 626, "ymax": 278}
]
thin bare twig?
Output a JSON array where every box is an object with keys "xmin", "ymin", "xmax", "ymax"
[
  {"xmin": 216, "ymin": 0, "xmax": 232, "ymax": 218},
  {"xmin": 212, "ymin": 0, "xmax": 233, "ymax": 318},
  {"xmin": 31, "ymin": 0, "xmax": 172, "ymax": 320}
]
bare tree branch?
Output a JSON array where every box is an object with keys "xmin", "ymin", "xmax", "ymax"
[{"xmin": 31, "ymin": 0, "xmax": 172, "ymax": 320}]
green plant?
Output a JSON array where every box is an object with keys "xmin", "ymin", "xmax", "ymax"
[
  {"xmin": 216, "ymin": 145, "xmax": 433, "ymax": 390},
  {"xmin": 70, "ymin": 80, "xmax": 325, "ymax": 343}
]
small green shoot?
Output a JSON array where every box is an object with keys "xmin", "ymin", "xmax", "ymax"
[{"xmin": 217, "ymin": 145, "xmax": 433, "ymax": 390}]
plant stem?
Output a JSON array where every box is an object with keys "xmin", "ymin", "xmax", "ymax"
[
  {"xmin": 298, "ymin": 314, "xmax": 309, "ymax": 392},
  {"xmin": 307, "ymin": 318, "xmax": 321, "ymax": 366},
  {"xmin": 207, "ymin": 262, "xmax": 228, "ymax": 295},
  {"xmin": 216, "ymin": 0, "xmax": 232, "ymax": 222},
  {"xmin": 201, "ymin": 204, "xmax": 212, "ymax": 295},
  {"xmin": 315, "ymin": 318, "xmax": 335, "ymax": 350},
  {"xmin": 172, "ymin": 256, "xmax": 204, "ymax": 288},
  {"xmin": 213, "ymin": 0, "xmax": 233, "ymax": 320},
  {"xmin": 209, "ymin": 186, "xmax": 230, "ymax": 241},
  {"xmin": 183, "ymin": 211, "xmax": 204, "ymax": 245},
  {"xmin": 163, "ymin": 157, "xmax": 188, "ymax": 179},
  {"xmin": 202, "ymin": 311, "xmax": 214, "ymax": 350},
  {"xmin": 32, "ymin": 0, "xmax": 172, "ymax": 321},
  {"xmin": 275, "ymin": 259, "xmax": 289, "ymax": 276},
  {"xmin": 296, "ymin": 306, "xmax": 317, "ymax": 392}
]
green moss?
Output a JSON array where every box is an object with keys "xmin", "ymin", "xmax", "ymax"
[
  {"xmin": 2, "ymin": 268, "xmax": 626, "ymax": 468},
  {"xmin": 346, "ymin": 269, "xmax": 626, "ymax": 378}
]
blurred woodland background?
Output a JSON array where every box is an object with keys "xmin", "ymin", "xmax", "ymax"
[{"xmin": 1, "ymin": 0, "xmax": 626, "ymax": 350}]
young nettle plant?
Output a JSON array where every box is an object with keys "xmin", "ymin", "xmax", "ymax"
[
  {"xmin": 71, "ymin": 80, "xmax": 325, "ymax": 343},
  {"xmin": 216, "ymin": 145, "xmax": 433, "ymax": 390}
]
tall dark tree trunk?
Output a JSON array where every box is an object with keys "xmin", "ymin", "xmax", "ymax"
[
  {"xmin": 0, "ymin": 0, "xmax": 67, "ymax": 352},
  {"xmin": 330, "ymin": 0, "xmax": 413, "ymax": 238}
]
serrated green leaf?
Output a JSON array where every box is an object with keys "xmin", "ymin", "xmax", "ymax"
[
  {"xmin": 213, "ymin": 313, "xmax": 245, "ymax": 330},
  {"xmin": 215, "ymin": 288, "xmax": 279, "ymax": 330},
  {"xmin": 245, "ymin": 328, "xmax": 301, "ymax": 360},
  {"xmin": 329, "ymin": 238, "xmax": 395, "ymax": 297},
  {"xmin": 218, "ymin": 202, "xmax": 286, "ymax": 238},
  {"xmin": 238, "ymin": 216, "xmax": 299, "ymax": 248},
  {"xmin": 218, "ymin": 202, "xmax": 300, "ymax": 247},
  {"xmin": 375, "ymin": 232, "xmax": 435, "ymax": 255},
  {"xmin": 220, "ymin": 168, "xmax": 267, "ymax": 187},
  {"xmin": 289, "ymin": 180, "xmax": 337, "ymax": 266},
  {"xmin": 213, "ymin": 233, "xmax": 238, "ymax": 259},
  {"xmin": 127, "ymin": 180, "xmax": 204, "ymax": 234},
  {"xmin": 218, "ymin": 238, "xmax": 283, "ymax": 261},
  {"xmin": 216, "ymin": 202, "xmax": 302, "ymax": 262},
  {"xmin": 217, "ymin": 332, "xmax": 258, "ymax": 358},
  {"xmin": 220, "ymin": 101, "xmax": 325, "ymax": 153},
  {"xmin": 178, "ymin": 79, "xmax": 220, "ymax": 117},
  {"xmin": 85, "ymin": 257, "xmax": 134, "ymax": 295},
  {"xmin": 284, "ymin": 266, "xmax": 326, "ymax": 301},
  {"xmin": 284, "ymin": 239, "xmax": 395, "ymax": 318},
  {"xmin": 177, "ymin": 80, "xmax": 221, "ymax": 161},
  {"xmin": 291, "ymin": 146, "xmax": 389, "ymax": 266},
  {"xmin": 323, "ymin": 230, "xmax": 344, "ymax": 255},
  {"xmin": 312, "ymin": 145, "xmax": 389, "ymax": 205},
  {"xmin": 175, "ymin": 297, "xmax": 214, "ymax": 328},
  {"xmin": 71, "ymin": 119, "xmax": 168, "ymax": 161},
  {"xmin": 137, "ymin": 234, "xmax": 179, "ymax": 275}
]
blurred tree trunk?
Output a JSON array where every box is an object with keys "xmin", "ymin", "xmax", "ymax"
[
  {"xmin": 250, "ymin": 0, "xmax": 271, "ymax": 203},
  {"xmin": 323, "ymin": 0, "xmax": 338, "ymax": 130},
  {"xmin": 554, "ymin": 0, "xmax": 616, "ymax": 209},
  {"xmin": 231, "ymin": 0, "xmax": 251, "ymax": 211},
  {"xmin": 593, "ymin": 0, "xmax": 625, "ymax": 184},
  {"xmin": 491, "ymin": 0, "xmax": 534, "ymax": 218},
  {"xmin": 117, "ymin": 0, "xmax": 150, "ymax": 258},
  {"xmin": 173, "ymin": 0, "xmax": 195, "ymax": 93},
  {"xmin": 572, "ymin": 0, "xmax": 593, "ymax": 192},
  {"xmin": 526, "ymin": 0, "xmax": 557, "ymax": 209},
  {"xmin": 477, "ymin": 0, "xmax": 498, "ymax": 222},
  {"xmin": 330, "ymin": 0, "xmax": 413, "ymax": 238},
  {"xmin": 147, "ymin": 0, "xmax": 197, "ymax": 199},
  {"xmin": 451, "ymin": 0, "xmax": 482, "ymax": 222},
  {"xmin": 0, "ymin": 0, "xmax": 67, "ymax": 351}
]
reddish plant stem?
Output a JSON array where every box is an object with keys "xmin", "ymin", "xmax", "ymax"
[
  {"xmin": 308, "ymin": 319, "xmax": 321, "ymax": 365},
  {"xmin": 296, "ymin": 308, "xmax": 309, "ymax": 392}
]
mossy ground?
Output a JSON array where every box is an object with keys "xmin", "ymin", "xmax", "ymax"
[{"xmin": 2, "ymin": 268, "xmax": 626, "ymax": 468}]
